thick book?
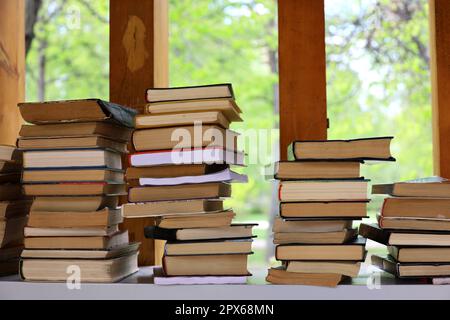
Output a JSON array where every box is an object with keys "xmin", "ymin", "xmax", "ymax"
[
  {"xmin": 136, "ymin": 111, "xmax": 230, "ymax": 129},
  {"xmin": 275, "ymin": 237, "xmax": 367, "ymax": 261},
  {"xmin": 164, "ymin": 239, "xmax": 253, "ymax": 256},
  {"xmin": 162, "ymin": 254, "xmax": 250, "ymax": 276},
  {"xmin": 266, "ymin": 267, "xmax": 346, "ymax": 287},
  {"xmin": 274, "ymin": 161, "xmax": 361, "ymax": 180},
  {"xmin": 286, "ymin": 261, "xmax": 361, "ymax": 278},
  {"xmin": 23, "ymin": 168, "xmax": 124, "ymax": 183},
  {"xmin": 18, "ymin": 135, "xmax": 128, "ymax": 153},
  {"xmin": 0, "ymin": 216, "xmax": 28, "ymax": 247},
  {"xmin": 18, "ymin": 99, "xmax": 137, "ymax": 127},
  {"xmin": 27, "ymin": 208, "xmax": 122, "ymax": 228},
  {"xmin": 373, "ymin": 176, "xmax": 450, "ymax": 197},
  {"xmin": 146, "ymin": 98, "xmax": 242, "ymax": 122},
  {"xmin": 359, "ymin": 223, "xmax": 450, "ymax": 246},
  {"xmin": 288, "ymin": 137, "xmax": 394, "ymax": 161},
  {"xmin": 122, "ymin": 199, "xmax": 224, "ymax": 218},
  {"xmin": 146, "ymin": 84, "xmax": 234, "ymax": 103},
  {"xmin": 378, "ymin": 215, "xmax": 450, "ymax": 232},
  {"xmin": 388, "ymin": 246, "xmax": 450, "ymax": 263},
  {"xmin": 0, "ymin": 145, "xmax": 21, "ymax": 162},
  {"xmin": 273, "ymin": 229, "xmax": 357, "ymax": 245},
  {"xmin": 24, "ymin": 230, "xmax": 129, "ymax": 249},
  {"xmin": 380, "ymin": 197, "xmax": 450, "ymax": 219},
  {"xmin": 21, "ymin": 243, "xmax": 139, "ymax": 259},
  {"xmin": 23, "ymin": 149, "xmax": 122, "ymax": 170},
  {"xmin": 372, "ymin": 255, "xmax": 450, "ymax": 278},
  {"xmin": 138, "ymin": 168, "xmax": 247, "ymax": 186},
  {"xmin": 23, "ymin": 183, "xmax": 126, "ymax": 196},
  {"xmin": 272, "ymin": 217, "xmax": 353, "ymax": 233},
  {"xmin": 0, "ymin": 201, "xmax": 31, "ymax": 219},
  {"xmin": 278, "ymin": 180, "xmax": 369, "ymax": 202},
  {"xmin": 126, "ymin": 164, "xmax": 228, "ymax": 179},
  {"xmin": 130, "ymin": 147, "xmax": 244, "ymax": 166},
  {"xmin": 144, "ymin": 224, "xmax": 255, "ymax": 241},
  {"xmin": 20, "ymin": 251, "xmax": 138, "ymax": 282},
  {"xmin": 31, "ymin": 196, "xmax": 118, "ymax": 212},
  {"xmin": 128, "ymin": 182, "xmax": 231, "ymax": 202},
  {"xmin": 19, "ymin": 122, "xmax": 133, "ymax": 142},
  {"xmin": 155, "ymin": 211, "xmax": 235, "ymax": 229},
  {"xmin": 280, "ymin": 201, "xmax": 368, "ymax": 219},
  {"xmin": 132, "ymin": 125, "xmax": 238, "ymax": 151}
]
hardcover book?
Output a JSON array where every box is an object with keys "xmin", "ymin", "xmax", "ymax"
[
  {"xmin": 287, "ymin": 137, "xmax": 394, "ymax": 161},
  {"xmin": 18, "ymin": 99, "xmax": 137, "ymax": 128}
]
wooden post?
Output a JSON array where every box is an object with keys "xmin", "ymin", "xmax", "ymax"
[
  {"xmin": 429, "ymin": 0, "xmax": 450, "ymax": 178},
  {"xmin": 278, "ymin": 0, "xmax": 328, "ymax": 160},
  {"xmin": 0, "ymin": 0, "xmax": 25, "ymax": 146},
  {"xmin": 110, "ymin": 0, "xmax": 168, "ymax": 266}
]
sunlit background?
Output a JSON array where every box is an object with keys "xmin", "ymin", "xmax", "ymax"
[{"xmin": 25, "ymin": 0, "xmax": 432, "ymax": 269}]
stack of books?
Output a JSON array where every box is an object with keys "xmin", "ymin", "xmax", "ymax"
[
  {"xmin": 122, "ymin": 84, "xmax": 256, "ymax": 284},
  {"xmin": 361, "ymin": 177, "xmax": 450, "ymax": 283},
  {"xmin": 267, "ymin": 137, "xmax": 394, "ymax": 287},
  {"xmin": 0, "ymin": 145, "xmax": 30, "ymax": 275},
  {"xmin": 16, "ymin": 99, "xmax": 140, "ymax": 282}
]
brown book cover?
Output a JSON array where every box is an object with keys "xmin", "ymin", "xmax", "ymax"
[
  {"xmin": 373, "ymin": 176, "xmax": 450, "ymax": 197},
  {"xmin": 146, "ymin": 84, "xmax": 235, "ymax": 103},
  {"xmin": 27, "ymin": 208, "xmax": 122, "ymax": 228},
  {"xmin": 266, "ymin": 266, "xmax": 346, "ymax": 287},
  {"xmin": 19, "ymin": 122, "xmax": 133, "ymax": 142},
  {"xmin": 128, "ymin": 182, "xmax": 231, "ymax": 202},
  {"xmin": 23, "ymin": 183, "xmax": 126, "ymax": 196},
  {"xmin": 288, "ymin": 137, "xmax": 395, "ymax": 161},
  {"xmin": 18, "ymin": 99, "xmax": 137, "ymax": 127},
  {"xmin": 18, "ymin": 135, "xmax": 128, "ymax": 153}
]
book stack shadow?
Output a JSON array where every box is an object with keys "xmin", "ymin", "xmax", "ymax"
[
  {"xmin": 122, "ymin": 84, "xmax": 256, "ymax": 285},
  {"xmin": 0, "ymin": 145, "xmax": 30, "ymax": 276},
  {"xmin": 361, "ymin": 176, "xmax": 450, "ymax": 284},
  {"xmin": 17, "ymin": 99, "xmax": 140, "ymax": 282},
  {"xmin": 266, "ymin": 137, "xmax": 394, "ymax": 287}
]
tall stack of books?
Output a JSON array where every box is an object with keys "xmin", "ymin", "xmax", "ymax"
[
  {"xmin": 266, "ymin": 137, "xmax": 394, "ymax": 287},
  {"xmin": 122, "ymin": 84, "xmax": 256, "ymax": 284},
  {"xmin": 16, "ymin": 99, "xmax": 140, "ymax": 282},
  {"xmin": 0, "ymin": 145, "xmax": 30, "ymax": 275},
  {"xmin": 361, "ymin": 177, "xmax": 450, "ymax": 283}
]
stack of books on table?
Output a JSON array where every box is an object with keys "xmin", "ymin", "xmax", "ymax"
[
  {"xmin": 0, "ymin": 145, "xmax": 30, "ymax": 275},
  {"xmin": 122, "ymin": 84, "xmax": 256, "ymax": 284},
  {"xmin": 266, "ymin": 137, "xmax": 394, "ymax": 287},
  {"xmin": 361, "ymin": 177, "xmax": 450, "ymax": 283},
  {"xmin": 16, "ymin": 99, "xmax": 140, "ymax": 282}
]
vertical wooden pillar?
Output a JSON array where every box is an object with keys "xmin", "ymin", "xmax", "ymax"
[
  {"xmin": 110, "ymin": 0, "xmax": 168, "ymax": 266},
  {"xmin": 278, "ymin": 0, "xmax": 328, "ymax": 160},
  {"xmin": 0, "ymin": 0, "xmax": 25, "ymax": 146},
  {"xmin": 429, "ymin": 0, "xmax": 450, "ymax": 178}
]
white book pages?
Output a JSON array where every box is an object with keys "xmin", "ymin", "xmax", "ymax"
[
  {"xmin": 130, "ymin": 148, "xmax": 245, "ymax": 166},
  {"xmin": 139, "ymin": 168, "xmax": 248, "ymax": 186}
]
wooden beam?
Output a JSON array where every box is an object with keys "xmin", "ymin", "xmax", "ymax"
[
  {"xmin": 110, "ymin": 0, "xmax": 168, "ymax": 266},
  {"xmin": 278, "ymin": 0, "xmax": 328, "ymax": 160},
  {"xmin": 429, "ymin": 0, "xmax": 450, "ymax": 178},
  {"xmin": 0, "ymin": 0, "xmax": 25, "ymax": 146}
]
